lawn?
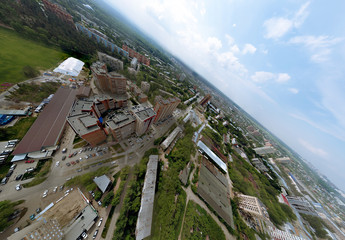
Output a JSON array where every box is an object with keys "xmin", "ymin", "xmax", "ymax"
[
  {"xmin": 0, "ymin": 116, "xmax": 37, "ymax": 141},
  {"xmin": 0, "ymin": 27, "xmax": 67, "ymax": 85},
  {"xmin": 181, "ymin": 200, "xmax": 226, "ymax": 240}
]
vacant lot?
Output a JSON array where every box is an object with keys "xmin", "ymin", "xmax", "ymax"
[
  {"xmin": 0, "ymin": 117, "xmax": 37, "ymax": 141},
  {"xmin": 0, "ymin": 27, "xmax": 66, "ymax": 84}
]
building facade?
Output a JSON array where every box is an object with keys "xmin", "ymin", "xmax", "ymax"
[
  {"xmin": 153, "ymin": 96, "xmax": 180, "ymax": 123},
  {"xmin": 132, "ymin": 106, "xmax": 156, "ymax": 136},
  {"xmin": 122, "ymin": 45, "xmax": 150, "ymax": 66},
  {"xmin": 106, "ymin": 113, "xmax": 136, "ymax": 141},
  {"xmin": 98, "ymin": 52, "xmax": 123, "ymax": 72},
  {"xmin": 141, "ymin": 81, "xmax": 150, "ymax": 93},
  {"xmin": 199, "ymin": 94, "xmax": 212, "ymax": 107}
]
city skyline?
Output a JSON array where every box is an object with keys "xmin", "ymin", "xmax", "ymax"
[{"xmin": 104, "ymin": 0, "xmax": 345, "ymax": 192}]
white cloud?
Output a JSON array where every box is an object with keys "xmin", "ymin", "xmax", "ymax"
[
  {"xmin": 232, "ymin": 23, "xmax": 236, "ymax": 28},
  {"xmin": 264, "ymin": 18, "xmax": 293, "ymax": 39},
  {"xmin": 225, "ymin": 34, "xmax": 235, "ymax": 46},
  {"xmin": 242, "ymin": 43, "xmax": 257, "ymax": 54},
  {"xmin": 289, "ymin": 35, "xmax": 342, "ymax": 62},
  {"xmin": 299, "ymin": 139, "xmax": 328, "ymax": 158},
  {"xmin": 251, "ymin": 71, "xmax": 275, "ymax": 83},
  {"xmin": 277, "ymin": 73, "xmax": 291, "ymax": 83},
  {"xmin": 263, "ymin": 1, "xmax": 310, "ymax": 39},
  {"xmin": 206, "ymin": 37, "xmax": 222, "ymax": 51},
  {"xmin": 288, "ymin": 88, "xmax": 299, "ymax": 94},
  {"xmin": 230, "ymin": 44, "xmax": 240, "ymax": 54},
  {"xmin": 251, "ymin": 71, "xmax": 291, "ymax": 83}
]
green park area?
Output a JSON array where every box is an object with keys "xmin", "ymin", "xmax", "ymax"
[{"xmin": 0, "ymin": 27, "xmax": 67, "ymax": 85}]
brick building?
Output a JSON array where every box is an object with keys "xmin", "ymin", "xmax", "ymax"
[
  {"xmin": 153, "ymin": 96, "xmax": 180, "ymax": 123},
  {"xmin": 106, "ymin": 113, "xmax": 136, "ymax": 141},
  {"xmin": 42, "ymin": 0, "xmax": 74, "ymax": 25},
  {"xmin": 122, "ymin": 45, "xmax": 150, "ymax": 66}
]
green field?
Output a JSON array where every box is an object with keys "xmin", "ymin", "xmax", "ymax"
[{"xmin": 0, "ymin": 27, "xmax": 67, "ymax": 84}]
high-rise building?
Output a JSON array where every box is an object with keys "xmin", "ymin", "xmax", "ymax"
[
  {"xmin": 98, "ymin": 52, "xmax": 123, "ymax": 72},
  {"xmin": 106, "ymin": 113, "xmax": 136, "ymax": 141},
  {"xmin": 91, "ymin": 62, "xmax": 127, "ymax": 95},
  {"xmin": 141, "ymin": 81, "xmax": 150, "ymax": 93},
  {"xmin": 199, "ymin": 94, "xmax": 212, "ymax": 107},
  {"xmin": 153, "ymin": 96, "xmax": 180, "ymax": 123},
  {"xmin": 122, "ymin": 45, "xmax": 150, "ymax": 66},
  {"xmin": 132, "ymin": 106, "xmax": 156, "ymax": 136}
]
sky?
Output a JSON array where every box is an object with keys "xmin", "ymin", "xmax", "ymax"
[{"xmin": 104, "ymin": 0, "xmax": 345, "ymax": 192}]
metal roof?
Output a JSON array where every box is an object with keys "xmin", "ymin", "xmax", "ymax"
[
  {"xmin": 93, "ymin": 175, "xmax": 111, "ymax": 193},
  {"xmin": 13, "ymin": 88, "xmax": 76, "ymax": 155},
  {"xmin": 197, "ymin": 141, "xmax": 227, "ymax": 173}
]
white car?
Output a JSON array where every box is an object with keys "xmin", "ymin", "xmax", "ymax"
[
  {"xmin": 81, "ymin": 232, "xmax": 88, "ymax": 239},
  {"xmin": 42, "ymin": 190, "xmax": 48, "ymax": 198},
  {"xmin": 55, "ymin": 161, "xmax": 60, "ymax": 167},
  {"xmin": 15, "ymin": 184, "xmax": 22, "ymax": 191},
  {"xmin": 53, "ymin": 186, "xmax": 58, "ymax": 193},
  {"xmin": 98, "ymin": 217, "xmax": 103, "ymax": 227}
]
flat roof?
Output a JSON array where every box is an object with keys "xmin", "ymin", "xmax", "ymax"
[
  {"xmin": 13, "ymin": 87, "xmax": 76, "ymax": 155},
  {"xmin": 67, "ymin": 113, "xmax": 100, "ymax": 136},
  {"xmin": 106, "ymin": 113, "xmax": 135, "ymax": 130},
  {"xmin": 132, "ymin": 106, "xmax": 156, "ymax": 121},
  {"xmin": 198, "ymin": 162, "xmax": 234, "ymax": 228},
  {"xmin": 136, "ymin": 155, "xmax": 158, "ymax": 240},
  {"xmin": 197, "ymin": 141, "xmax": 227, "ymax": 173}
]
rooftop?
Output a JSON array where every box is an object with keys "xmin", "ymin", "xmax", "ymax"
[
  {"xmin": 93, "ymin": 175, "xmax": 111, "ymax": 193},
  {"xmin": 197, "ymin": 141, "xmax": 228, "ymax": 173},
  {"xmin": 13, "ymin": 87, "xmax": 76, "ymax": 155},
  {"xmin": 106, "ymin": 112, "xmax": 135, "ymax": 129},
  {"xmin": 132, "ymin": 105, "xmax": 156, "ymax": 121},
  {"xmin": 53, "ymin": 57, "xmax": 84, "ymax": 76},
  {"xmin": 67, "ymin": 113, "xmax": 100, "ymax": 136},
  {"xmin": 136, "ymin": 155, "xmax": 158, "ymax": 240}
]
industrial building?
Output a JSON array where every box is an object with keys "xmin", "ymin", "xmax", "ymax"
[
  {"xmin": 135, "ymin": 155, "xmax": 158, "ymax": 240},
  {"xmin": 153, "ymin": 96, "xmax": 180, "ymax": 123},
  {"xmin": 53, "ymin": 57, "xmax": 84, "ymax": 76},
  {"xmin": 286, "ymin": 196, "xmax": 318, "ymax": 216},
  {"xmin": 160, "ymin": 126, "xmax": 182, "ymax": 151},
  {"xmin": 199, "ymin": 94, "xmax": 212, "ymax": 107},
  {"xmin": 197, "ymin": 158, "xmax": 234, "ymax": 228},
  {"xmin": 197, "ymin": 140, "xmax": 228, "ymax": 173},
  {"xmin": 132, "ymin": 106, "xmax": 156, "ymax": 136},
  {"xmin": 12, "ymin": 87, "xmax": 76, "ymax": 161},
  {"xmin": 106, "ymin": 112, "xmax": 136, "ymax": 141},
  {"xmin": 253, "ymin": 146, "xmax": 276, "ymax": 155}
]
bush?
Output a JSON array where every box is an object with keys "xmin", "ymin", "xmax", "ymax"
[{"xmin": 102, "ymin": 192, "xmax": 114, "ymax": 207}]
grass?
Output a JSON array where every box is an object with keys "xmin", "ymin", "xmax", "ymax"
[
  {"xmin": 6, "ymin": 82, "xmax": 60, "ymax": 103},
  {"xmin": 0, "ymin": 117, "xmax": 37, "ymax": 141},
  {"xmin": 111, "ymin": 143, "xmax": 124, "ymax": 153},
  {"xmin": 181, "ymin": 200, "xmax": 226, "ymax": 240},
  {"xmin": 0, "ymin": 27, "xmax": 67, "ymax": 85},
  {"xmin": 23, "ymin": 160, "xmax": 52, "ymax": 188},
  {"xmin": 73, "ymin": 140, "xmax": 87, "ymax": 149}
]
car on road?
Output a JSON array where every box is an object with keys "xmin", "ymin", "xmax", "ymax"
[
  {"xmin": 15, "ymin": 184, "xmax": 22, "ymax": 191},
  {"xmin": 98, "ymin": 217, "xmax": 103, "ymax": 227},
  {"xmin": 42, "ymin": 190, "xmax": 48, "ymax": 198},
  {"xmin": 93, "ymin": 230, "xmax": 98, "ymax": 239},
  {"xmin": 15, "ymin": 174, "xmax": 23, "ymax": 181}
]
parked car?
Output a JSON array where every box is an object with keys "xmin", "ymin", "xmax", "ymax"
[
  {"xmin": 15, "ymin": 184, "xmax": 22, "ymax": 191},
  {"xmin": 66, "ymin": 162, "xmax": 71, "ymax": 166},
  {"xmin": 62, "ymin": 156, "xmax": 66, "ymax": 160},
  {"xmin": 55, "ymin": 161, "xmax": 60, "ymax": 167},
  {"xmin": 10, "ymin": 164, "xmax": 16, "ymax": 170},
  {"xmin": 62, "ymin": 148, "xmax": 67, "ymax": 153},
  {"xmin": 15, "ymin": 174, "xmax": 23, "ymax": 181},
  {"xmin": 30, "ymin": 214, "xmax": 35, "ymax": 220},
  {"xmin": 6, "ymin": 170, "xmax": 13, "ymax": 177},
  {"xmin": 98, "ymin": 218, "xmax": 103, "ymax": 227},
  {"xmin": 25, "ymin": 160, "xmax": 34, "ymax": 163},
  {"xmin": 93, "ymin": 230, "xmax": 98, "ymax": 239},
  {"xmin": 1, "ymin": 177, "xmax": 8, "ymax": 185}
]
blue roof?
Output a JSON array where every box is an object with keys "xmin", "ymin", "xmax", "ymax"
[{"xmin": 197, "ymin": 141, "xmax": 227, "ymax": 173}]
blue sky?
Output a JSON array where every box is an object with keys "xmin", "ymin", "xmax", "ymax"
[{"xmin": 105, "ymin": 0, "xmax": 345, "ymax": 192}]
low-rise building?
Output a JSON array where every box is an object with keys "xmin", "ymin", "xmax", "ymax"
[
  {"xmin": 160, "ymin": 126, "xmax": 182, "ymax": 150},
  {"xmin": 98, "ymin": 52, "xmax": 123, "ymax": 71},
  {"xmin": 254, "ymin": 146, "xmax": 276, "ymax": 155},
  {"xmin": 93, "ymin": 175, "xmax": 112, "ymax": 193}
]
